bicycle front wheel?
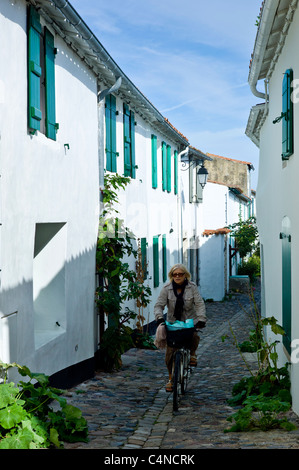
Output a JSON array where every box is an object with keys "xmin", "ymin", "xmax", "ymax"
[{"xmin": 173, "ymin": 351, "xmax": 181, "ymax": 411}]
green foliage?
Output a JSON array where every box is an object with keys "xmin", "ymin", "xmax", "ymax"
[
  {"xmin": 96, "ymin": 174, "xmax": 152, "ymax": 371},
  {"xmin": 224, "ymin": 293, "xmax": 296, "ymax": 433},
  {"xmin": 227, "ymin": 216, "xmax": 259, "ymax": 259},
  {"xmin": 0, "ymin": 361, "xmax": 88, "ymax": 448},
  {"xmin": 238, "ymin": 255, "xmax": 261, "ymax": 282}
]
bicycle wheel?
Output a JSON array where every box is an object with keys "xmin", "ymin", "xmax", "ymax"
[
  {"xmin": 181, "ymin": 349, "xmax": 190, "ymax": 395},
  {"xmin": 173, "ymin": 351, "xmax": 181, "ymax": 411}
]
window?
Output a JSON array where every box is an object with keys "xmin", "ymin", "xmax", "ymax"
[
  {"xmin": 282, "ymin": 69, "xmax": 293, "ymax": 160},
  {"xmin": 151, "ymin": 134, "xmax": 157, "ymax": 189},
  {"xmin": 153, "ymin": 236, "xmax": 159, "ymax": 287},
  {"xmin": 123, "ymin": 103, "xmax": 136, "ymax": 178},
  {"xmin": 174, "ymin": 150, "xmax": 178, "ymax": 195},
  {"xmin": 27, "ymin": 5, "xmax": 58, "ymax": 140},
  {"xmin": 105, "ymin": 94, "xmax": 117, "ymax": 172},
  {"xmin": 166, "ymin": 145, "xmax": 171, "ymax": 193},
  {"xmin": 161, "ymin": 141, "xmax": 167, "ymax": 191}
]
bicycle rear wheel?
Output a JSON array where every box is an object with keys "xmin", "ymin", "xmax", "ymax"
[
  {"xmin": 173, "ymin": 351, "xmax": 181, "ymax": 411},
  {"xmin": 181, "ymin": 350, "xmax": 190, "ymax": 395}
]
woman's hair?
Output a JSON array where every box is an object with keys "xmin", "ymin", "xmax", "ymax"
[{"xmin": 168, "ymin": 264, "xmax": 191, "ymax": 281}]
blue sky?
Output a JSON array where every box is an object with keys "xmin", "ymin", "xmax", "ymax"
[{"xmin": 71, "ymin": 0, "xmax": 262, "ymax": 189}]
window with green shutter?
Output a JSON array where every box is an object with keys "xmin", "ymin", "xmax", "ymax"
[
  {"xmin": 28, "ymin": 5, "xmax": 42, "ymax": 132},
  {"xmin": 105, "ymin": 94, "xmax": 117, "ymax": 172},
  {"xmin": 162, "ymin": 234, "xmax": 167, "ymax": 282},
  {"xmin": 123, "ymin": 103, "xmax": 136, "ymax": 178},
  {"xmin": 282, "ymin": 69, "xmax": 293, "ymax": 160},
  {"xmin": 166, "ymin": 145, "xmax": 171, "ymax": 193},
  {"xmin": 151, "ymin": 134, "xmax": 157, "ymax": 189},
  {"xmin": 153, "ymin": 236, "xmax": 159, "ymax": 287},
  {"xmin": 27, "ymin": 6, "xmax": 58, "ymax": 140},
  {"xmin": 161, "ymin": 141, "xmax": 167, "ymax": 191},
  {"xmin": 174, "ymin": 150, "xmax": 178, "ymax": 195}
]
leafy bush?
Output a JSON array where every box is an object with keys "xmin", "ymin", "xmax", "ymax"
[
  {"xmin": 0, "ymin": 362, "xmax": 88, "ymax": 448},
  {"xmin": 238, "ymin": 255, "xmax": 261, "ymax": 282},
  {"xmin": 224, "ymin": 293, "xmax": 296, "ymax": 433}
]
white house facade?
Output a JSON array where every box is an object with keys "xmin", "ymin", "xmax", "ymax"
[
  {"xmin": 199, "ymin": 154, "xmax": 255, "ymax": 301},
  {"xmin": 246, "ymin": 0, "xmax": 299, "ymax": 415},
  {"xmin": 0, "ymin": 0, "xmax": 101, "ymax": 386}
]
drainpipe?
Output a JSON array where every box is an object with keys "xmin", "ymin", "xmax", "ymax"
[
  {"xmin": 177, "ymin": 147, "xmax": 189, "ymax": 263},
  {"xmin": 248, "ymin": 0, "xmax": 280, "ymax": 99}
]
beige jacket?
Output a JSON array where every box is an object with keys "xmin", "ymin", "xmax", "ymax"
[{"xmin": 154, "ymin": 281, "xmax": 206, "ymax": 324}]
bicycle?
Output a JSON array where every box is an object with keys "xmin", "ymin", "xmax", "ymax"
[{"xmin": 166, "ymin": 325, "xmax": 196, "ymax": 411}]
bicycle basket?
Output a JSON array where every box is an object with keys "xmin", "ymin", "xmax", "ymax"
[{"xmin": 166, "ymin": 327, "xmax": 194, "ymax": 348}]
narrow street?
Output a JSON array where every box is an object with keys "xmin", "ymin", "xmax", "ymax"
[{"xmin": 63, "ymin": 282, "xmax": 299, "ymax": 451}]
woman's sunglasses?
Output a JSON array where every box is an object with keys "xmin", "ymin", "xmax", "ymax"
[{"xmin": 173, "ymin": 272, "xmax": 184, "ymax": 277}]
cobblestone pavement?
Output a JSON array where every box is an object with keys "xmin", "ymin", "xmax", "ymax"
[{"xmin": 63, "ymin": 282, "xmax": 299, "ymax": 450}]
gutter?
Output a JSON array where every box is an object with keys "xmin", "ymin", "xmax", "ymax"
[
  {"xmin": 48, "ymin": 0, "xmax": 189, "ymax": 146},
  {"xmin": 248, "ymin": 0, "xmax": 280, "ymax": 99}
]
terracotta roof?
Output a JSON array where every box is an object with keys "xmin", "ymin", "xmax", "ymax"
[
  {"xmin": 202, "ymin": 228, "xmax": 231, "ymax": 236},
  {"xmin": 206, "ymin": 152, "xmax": 253, "ymax": 167},
  {"xmin": 164, "ymin": 118, "xmax": 189, "ymax": 143}
]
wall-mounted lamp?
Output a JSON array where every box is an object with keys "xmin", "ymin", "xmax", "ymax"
[
  {"xmin": 181, "ymin": 157, "xmax": 209, "ymax": 190},
  {"xmin": 197, "ymin": 165, "xmax": 209, "ymax": 189}
]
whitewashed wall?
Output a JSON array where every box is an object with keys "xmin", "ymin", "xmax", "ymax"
[
  {"xmin": 0, "ymin": 1, "xmax": 99, "ymax": 380},
  {"xmin": 255, "ymin": 5, "xmax": 299, "ymax": 415}
]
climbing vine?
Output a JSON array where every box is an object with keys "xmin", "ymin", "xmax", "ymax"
[{"xmin": 95, "ymin": 174, "xmax": 152, "ymax": 371}]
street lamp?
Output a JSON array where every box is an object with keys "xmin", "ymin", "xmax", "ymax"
[{"xmin": 197, "ymin": 165, "xmax": 208, "ymax": 189}]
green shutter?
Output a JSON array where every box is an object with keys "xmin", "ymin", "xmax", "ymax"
[
  {"xmin": 166, "ymin": 145, "xmax": 171, "ymax": 192},
  {"xmin": 105, "ymin": 94, "xmax": 117, "ymax": 172},
  {"xmin": 105, "ymin": 95, "xmax": 112, "ymax": 171},
  {"xmin": 130, "ymin": 110, "xmax": 136, "ymax": 179},
  {"xmin": 141, "ymin": 237, "xmax": 147, "ymax": 280},
  {"xmin": 124, "ymin": 104, "xmax": 131, "ymax": 176},
  {"xmin": 44, "ymin": 27, "xmax": 58, "ymax": 140},
  {"xmin": 174, "ymin": 150, "xmax": 178, "ymax": 195},
  {"xmin": 282, "ymin": 69, "xmax": 293, "ymax": 160},
  {"xmin": 153, "ymin": 236, "xmax": 159, "ymax": 287},
  {"xmin": 162, "ymin": 142, "xmax": 167, "ymax": 191},
  {"xmin": 162, "ymin": 234, "xmax": 167, "ymax": 282},
  {"xmin": 151, "ymin": 134, "xmax": 157, "ymax": 189},
  {"xmin": 281, "ymin": 227, "xmax": 292, "ymax": 354},
  {"xmin": 28, "ymin": 5, "xmax": 42, "ymax": 131}
]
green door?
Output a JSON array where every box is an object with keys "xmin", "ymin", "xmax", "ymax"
[{"xmin": 281, "ymin": 217, "xmax": 292, "ymax": 354}]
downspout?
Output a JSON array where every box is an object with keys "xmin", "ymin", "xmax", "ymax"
[{"xmin": 177, "ymin": 147, "xmax": 189, "ymax": 263}]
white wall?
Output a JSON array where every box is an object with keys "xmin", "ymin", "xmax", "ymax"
[
  {"xmin": 0, "ymin": 1, "xmax": 99, "ymax": 379},
  {"xmin": 103, "ymin": 93, "xmax": 183, "ymax": 325},
  {"xmin": 256, "ymin": 5, "xmax": 299, "ymax": 415}
]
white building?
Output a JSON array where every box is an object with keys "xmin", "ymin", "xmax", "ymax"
[
  {"xmin": 0, "ymin": 0, "xmax": 101, "ymax": 386},
  {"xmin": 199, "ymin": 154, "xmax": 255, "ymax": 301},
  {"xmin": 246, "ymin": 0, "xmax": 299, "ymax": 415}
]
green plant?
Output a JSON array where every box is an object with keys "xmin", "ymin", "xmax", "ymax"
[
  {"xmin": 0, "ymin": 361, "xmax": 88, "ymax": 448},
  {"xmin": 227, "ymin": 216, "xmax": 259, "ymax": 259},
  {"xmin": 238, "ymin": 255, "xmax": 261, "ymax": 282},
  {"xmin": 96, "ymin": 174, "xmax": 152, "ymax": 371},
  {"xmin": 224, "ymin": 290, "xmax": 296, "ymax": 432}
]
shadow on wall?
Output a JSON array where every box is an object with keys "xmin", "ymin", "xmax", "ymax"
[{"xmin": 0, "ymin": 241, "xmax": 97, "ymax": 389}]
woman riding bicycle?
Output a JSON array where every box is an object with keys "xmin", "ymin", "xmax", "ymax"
[{"xmin": 154, "ymin": 264, "xmax": 206, "ymax": 392}]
